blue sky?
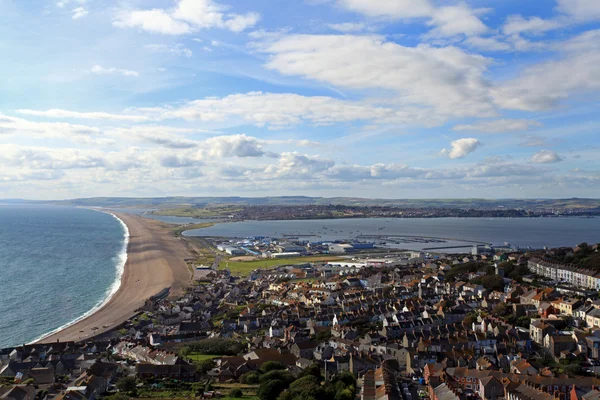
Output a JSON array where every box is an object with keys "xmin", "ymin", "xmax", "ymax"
[{"xmin": 0, "ymin": 0, "xmax": 599, "ymax": 199}]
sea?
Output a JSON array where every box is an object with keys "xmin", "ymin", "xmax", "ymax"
[
  {"xmin": 184, "ymin": 217, "xmax": 600, "ymax": 252},
  {"xmin": 0, "ymin": 205, "xmax": 127, "ymax": 349}
]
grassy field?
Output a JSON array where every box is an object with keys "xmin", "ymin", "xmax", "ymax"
[
  {"xmin": 152, "ymin": 206, "xmax": 243, "ymax": 218},
  {"xmin": 172, "ymin": 222, "xmax": 216, "ymax": 236},
  {"xmin": 219, "ymin": 255, "xmax": 344, "ymax": 276},
  {"xmin": 187, "ymin": 353, "xmax": 222, "ymax": 362}
]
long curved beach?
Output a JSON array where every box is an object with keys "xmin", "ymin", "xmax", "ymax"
[{"xmin": 37, "ymin": 212, "xmax": 192, "ymax": 343}]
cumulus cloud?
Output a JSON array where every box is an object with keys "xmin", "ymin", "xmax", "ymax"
[
  {"xmin": 530, "ymin": 150, "xmax": 564, "ymax": 163},
  {"xmin": 440, "ymin": 138, "xmax": 481, "ymax": 159},
  {"xmin": 264, "ymin": 152, "xmax": 335, "ymax": 178},
  {"xmin": 453, "ymin": 119, "xmax": 542, "ymax": 133},
  {"xmin": 203, "ymin": 134, "xmax": 266, "ymax": 158},
  {"xmin": 90, "ymin": 65, "xmax": 139, "ymax": 77},
  {"xmin": 145, "ymin": 44, "xmax": 193, "ymax": 57},
  {"xmin": 114, "ymin": 0, "xmax": 260, "ymax": 35}
]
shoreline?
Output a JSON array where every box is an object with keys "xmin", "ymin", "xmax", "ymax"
[
  {"xmin": 36, "ymin": 211, "xmax": 192, "ymax": 344},
  {"xmin": 31, "ymin": 211, "xmax": 130, "ymax": 344}
]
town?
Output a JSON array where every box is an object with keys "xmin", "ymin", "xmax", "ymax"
[{"xmin": 2, "ymin": 241, "xmax": 600, "ymax": 400}]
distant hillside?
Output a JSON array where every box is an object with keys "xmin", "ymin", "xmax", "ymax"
[{"xmin": 37, "ymin": 196, "xmax": 600, "ymax": 211}]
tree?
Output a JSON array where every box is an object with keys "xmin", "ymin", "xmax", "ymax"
[
  {"xmin": 492, "ymin": 302, "xmax": 508, "ymax": 317},
  {"xmin": 258, "ymin": 379, "xmax": 286, "ymax": 400},
  {"xmin": 240, "ymin": 371, "xmax": 260, "ymax": 384},
  {"xmin": 277, "ymin": 392, "xmax": 294, "ymax": 400},
  {"xmin": 331, "ymin": 372, "xmax": 356, "ymax": 388},
  {"xmin": 316, "ymin": 329, "xmax": 331, "ymax": 341},
  {"xmin": 261, "ymin": 361, "xmax": 287, "ymax": 373},
  {"xmin": 116, "ymin": 376, "xmax": 137, "ymax": 393},
  {"xmin": 229, "ymin": 388, "xmax": 243, "ymax": 398},
  {"xmin": 196, "ymin": 359, "xmax": 216, "ymax": 375},
  {"xmin": 288, "ymin": 375, "xmax": 324, "ymax": 399},
  {"xmin": 179, "ymin": 346, "xmax": 191, "ymax": 357},
  {"xmin": 335, "ymin": 388, "xmax": 354, "ymax": 400},
  {"xmin": 260, "ymin": 370, "xmax": 295, "ymax": 386},
  {"xmin": 300, "ymin": 363, "xmax": 322, "ymax": 381}
]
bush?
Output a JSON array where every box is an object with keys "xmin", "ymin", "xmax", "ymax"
[
  {"xmin": 288, "ymin": 375, "xmax": 324, "ymax": 398},
  {"xmin": 196, "ymin": 359, "xmax": 216, "ymax": 375},
  {"xmin": 229, "ymin": 388, "xmax": 243, "ymax": 398},
  {"xmin": 116, "ymin": 376, "xmax": 137, "ymax": 393},
  {"xmin": 105, "ymin": 394, "xmax": 129, "ymax": 400},
  {"xmin": 261, "ymin": 361, "xmax": 287, "ymax": 373},
  {"xmin": 299, "ymin": 363, "xmax": 322, "ymax": 381},
  {"xmin": 240, "ymin": 371, "xmax": 260, "ymax": 384},
  {"xmin": 260, "ymin": 370, "xmax": 295, "ymax": 386},
  {"xmin": 258, "ymin": 379, "xmax": 286, "ymax": 400}
]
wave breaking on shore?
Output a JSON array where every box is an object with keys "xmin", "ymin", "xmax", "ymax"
[{"xmin": 30, "ymin": 211, "xmax": 130, "ymax": 344}]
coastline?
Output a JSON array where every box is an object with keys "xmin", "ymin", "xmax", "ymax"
[
  {"xmin": 36, "ymin": 211, "xmax": 192, "ymax": 343},
  {"xmin": 31, "ymin": 211, "xmax": 130, "ymax": 344}
]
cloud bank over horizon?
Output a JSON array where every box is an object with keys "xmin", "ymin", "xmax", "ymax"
[{"xmin": 0, "ymin": 0, "xmax": 598, "ymax": 199}]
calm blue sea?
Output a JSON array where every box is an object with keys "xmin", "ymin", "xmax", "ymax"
[
  {"xmin": 185, "ymin": 217, "xmax": 600, "ymax": 251},
  {"xmin": 0, "ymin": 205, "xmax": 126, "ymax": 349}
]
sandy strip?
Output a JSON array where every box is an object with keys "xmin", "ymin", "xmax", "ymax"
[{"xmin": 37, "ymin": 212, "xmax": 192, "ymax": 343}]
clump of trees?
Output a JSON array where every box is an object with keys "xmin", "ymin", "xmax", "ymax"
[
  {"xmin": 445, "ymin": 262, "xmax": 488, "ymax": 281},
  {"xmin": 179, "ymin": 338, "xmax": 245, "ymax": 356},
  {"xmin": 116, "ymin": 376, "xmax": 138, "ymax": 396},
  {"xmin": 256, "ymin": 362, "xmax": 356, "ymax": 400}
]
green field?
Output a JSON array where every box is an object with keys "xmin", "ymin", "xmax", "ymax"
[
  {"xmin": 152, "ymin": 206, "xmax": 243, "ymax": 218},
  {"xmin": 171, "ymin": 222, "xmax": 216, "ymax": 236},
  {"xmin": 187, "ymin": 353, "xmax": 222, "ymax": 362},
  {"xmin": 219, "ymin": 255, "xmax": 344, "ymax": 276}
]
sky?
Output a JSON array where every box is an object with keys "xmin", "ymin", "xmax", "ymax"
[{"xmin": 0, "ymin": 0, "xmax": 599, "ymax": 200}]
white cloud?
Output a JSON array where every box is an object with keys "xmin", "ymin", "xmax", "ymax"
[
  {"xmin": 493, "ymin": 31, "xmax": 600, "ymax": 111},
  {"xmin": 327, "ymin": 22, "xmax": 366, "ymax": 32},
  {"xmin": 114, "ymin": 9, "xmax": 193, "ymax": 35},
  {"xmin": 16, "ymin": 109, "xmax": 149, "ymax": 122},
  {"xmin": 203, "ymin": 134, "xmax": 266, "ymax": 158},
  {"xmin": 336, "ymin": 0, "xmax": 433, "ymax": 19},
  {"xmin": 145, "ymin": 44, "xmax": 193, "ymax": 58},
  {"xmin": 90, "ymin": 65, "xmax": 139, "ymax": 77},
  {"xmin": 453, "ymin": 119, "xmax": 542, "ymax": 133},
  {"xmin": 114, "ymin": 0, "xmax": 260, "ymax": 35},
  {"xmin": 335, "ymin": 0, "xmax": 487, "ymax": 37},
  {"xmin": 0, "ymin": 113, "xmax": 100, "ymax": 140},
  {"xmin": 556, "ymin": 0, "xmax": 600, "ymax": 21},
  {"xmin": 71, "ymin": 7, "xmax": 88, "ymax": 19},
  {"xmin": 263, "ymin": 152, "xmax": 335, "ymax": 178},
  {"xmin": 530, "ymin": 150, "xmax": 564, "ymax": 163},
  {"xmin": 262, "ymin": 34, "xmax": 495, "ymax": 119},
  {"xmin": 501, "ymin": 0, "xmax": 600, "ymax": 38},
  {"xmin": 440, "ymin": 138, "xmax": 481, "ymax": 159},
  {"xmin": 463, "ymin": 36, "xmax": 512, "ymax": 52},
  {"xmin": 502, "ymin": 15, "xmax": 564, "ymax": 36},
  {"xmin": 426, "ymin": 5, "xmax": 489, "ymax": 38},
  {"xmin": 135, "ymin": 92, "xmax": 404, "ymax": 127}
]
